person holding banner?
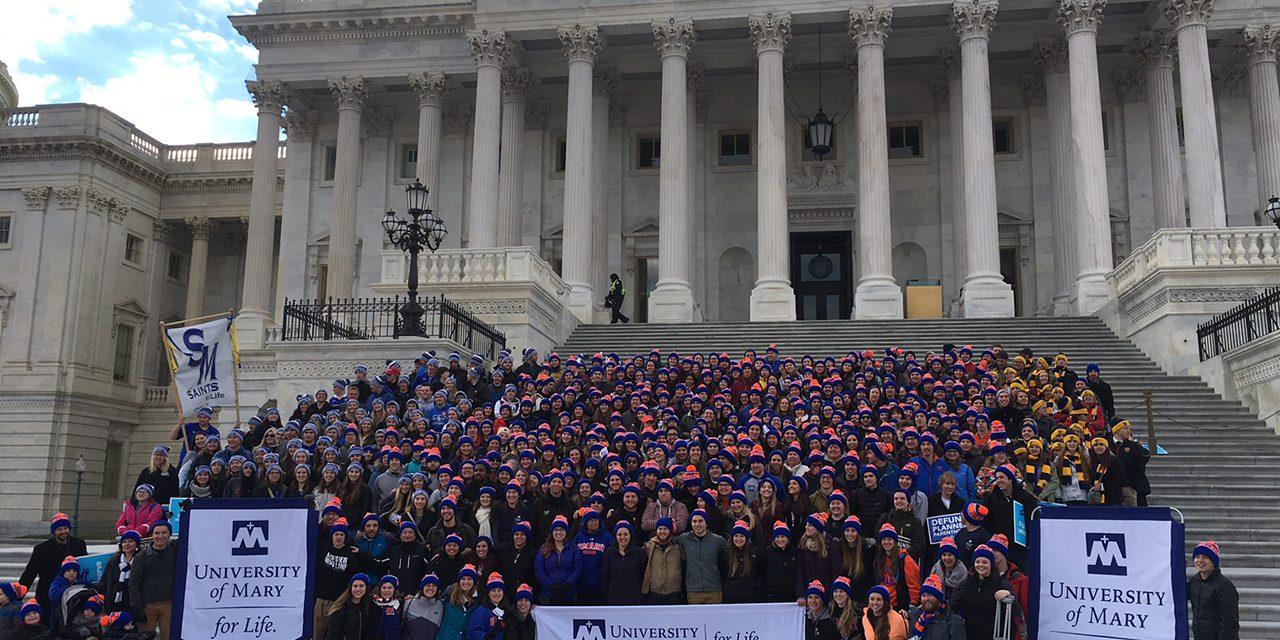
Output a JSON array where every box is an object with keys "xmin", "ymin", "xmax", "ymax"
[
  {"xmin": 802, "ymin": 580, "xmax": 839, "ymax": 640},
  {"xmin": 325, "ymin": 573, "xmax": 376, "ymax": 640},
  {"xmin": 951, "ymin": 545, "xmax": 1016, "ymax": 640},
  {"xmin": 128, "ymin": 521, "xmax": 176, "ymax": 640},
  {"xmin": 503, "ymin": 584, "xmax": 535, "ymax": 640}
]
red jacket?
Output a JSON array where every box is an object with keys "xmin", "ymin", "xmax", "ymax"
[{"xmin": 116, "ymin": 500, "xmax": 164, "ymax": 536}]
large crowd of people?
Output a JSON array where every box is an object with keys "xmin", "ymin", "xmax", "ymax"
[{"xmin": 6, "ymin": 343, "xmax": 1242, "ymax": 640}]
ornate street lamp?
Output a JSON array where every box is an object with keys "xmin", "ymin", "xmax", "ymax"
[
  {"xmin": 1265, "ymin": 196, "xmax": 1280, "ymax": 230},
  {"xmin": 382, "ymin": 179, "xmax": 447, "ymax": 335},
  {"xmin": 72, "ymin": 455, "xmax": 85, "ymax": 536}
]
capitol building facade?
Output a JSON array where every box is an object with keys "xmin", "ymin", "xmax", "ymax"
[{"xmin": 0, "ymin": 0, "xmax": 1279, "ymax": 531}]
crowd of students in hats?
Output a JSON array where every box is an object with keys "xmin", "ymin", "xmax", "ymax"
[{"xmin": 7, "ymin": 344, "xmax": 1242, "ymax": 640}]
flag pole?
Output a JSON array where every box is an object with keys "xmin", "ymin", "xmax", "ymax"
[
  {"xmin": 165, "ymin": 310, "xmax": 234, "ymax": 328},
  {"xmin": 229, "ymin": 309, "xmax": 242, "ymax": 426}
]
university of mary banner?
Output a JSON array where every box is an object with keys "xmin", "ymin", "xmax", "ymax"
[
  {"xmin": 164, "ymin": 315, "xmax": 239, "ymax": 418},
  {"xmin": 172, "ymin": 499, "xmax": 316, "ymax": 640},
  {"xmin": 536, "ymin": 603, "xmax": 803, "ymax": 640},
  {"xmin": 1030, "ymin": 506, "xmax": 1187, "ymax": 640}
]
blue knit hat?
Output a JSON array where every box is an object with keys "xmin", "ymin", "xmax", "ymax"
[
  {"xmin": 419, "ymin": 574, "xmax": 441, "ymax": 591},
  {"xmin": 867, "ymin": 584, "xmax": 891, "ymax": 603},
  {"xmin": 972, "ymin": 545, "xmax": 996, "ymax": 565},
  {"xmin": 49, "ymin": 513, "xmax": 71, "ymax": 534},
  {"xmin": 349, "ymin": 573, "xmax": 371, "ymax": 587}
]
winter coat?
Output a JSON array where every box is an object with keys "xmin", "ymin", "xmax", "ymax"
[
  {"xmin": 640, "ymin": 538, "xmax": 683, "ymax": 596},
  {"xmin": 463, "ymin": 602, "xmax": 503, "ymax": 640},
  {"xmin": 1189, "ymin": 568, "xmax": 1240, "ymax": 640},
  {"xmin": 20, "ymin": 536, "xmax": 87, "ymax": 612},
  {"xmin": 437, "ymin": 598, "xmax": 473, "ymax": 640},
  {"xmin": 534, "ymin": 545, "xmax": 581, "ymax": 599},
  {"xmin": 804, "ymin": 606, "xmax": 838, "ymax": 640},
  {"xmin": 859, "ymin": 608, "xmax": 908, "ymax": 640},
  {"xmin": 115, "ymin": 501, "xmax": 164, "ymax": 537},
  {"xmin": 133, "ymin": 467, "xmax": 179, "ymax": 506},
  {"xmin": 601, "ymin": 544, "xmax": 647, "ymax": 605},
  {"xmin": 908, "ymin": 456, "xmax": 950, "ymax": 497},
  {"xmin": 722, "ymin": 549, "xmax": 761, "ymax": 603},
  {"xmin": 573, "ymin": 528, "xmax": 613, "ymax": 591},
  {"xmin": 401, "ymin": 596, "xmax": 444, "ymax": 640},
  {"xmin": 128, "ymin": 541, "xmax": 177, "ymax": 609},
  {"xmin": 982, "ymin": 486, "xmax": 1036, "ymax": 563},
  {"xmin": 503, "ymin": 612, "xmax": 535, "ymax": 640},
  {"xmin": 387, "ymin": 539, "xmax": 430, "ymax": 592},
  {"xmin": 1113, "ymin": 438, "xmax": 1151, "ymax": 497},
  {"xmin": 878, "ymin": 510, "xmax": 926, "ymax": 560},
  {"xmin": 641, "ymin": 500, "xmax": 689, "ymax": 535},
  {"xmin": 95, "ymin": 552, "xmax": 135, "ymax": 613},
  {"xmin": 952, "ymin": 526, "xmax": 991, "ymax": 567},
  {"xmin": 905, "ymin": 607, "xmax": 966, "ymax": 640},
  {"xmin": 316, "ymin": 544, "xmax": 372, "ymax": 601},
  {"xmin": 951, "ymin": 572, "xmax": 1014, "ymax": 640},
  {"xmin": 674, "ymin": 531, "xmax": 727, "ymax": 593},
  {"xmin": 795, "ymin": 546, "xmax": 840, "ymax": 599},
  {"xmin": 852, "ymin": 486, "xmax": 890, "ymax": 531},
  {"xmin": 326, "ymin": 599, "xmax": 376, "ymax": 640},
  {"xmin": 495, "ymin": 543, "xmax": 536, "ymax": 591},
  {"xmin": 760, "ymin": 543, "xmax": 798, "ymax": 601},
  {"xmin": 355, "ymin": 532, "xmax": 391, "ymax": 568}
]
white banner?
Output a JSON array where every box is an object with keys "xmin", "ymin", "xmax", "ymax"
[
  {"xmin": 173, "ymin": 499, "xmax": 316, "ymax": 640},
  {"xmin": 1031, "ymin": 507, "xmax": 1187, "ymax": 640},
  {"xmin": 535, "ymin": 602, "xmax": 804, "ymax": 640},
  {"xmin": 165, "ymin": 316, "xmax": 238, "ymax": 418}
]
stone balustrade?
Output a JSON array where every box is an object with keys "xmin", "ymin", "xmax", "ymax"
[
  {"xmin": 379, "ymin": 246, "xmax": 569, "ymax": 296},
  {"xmin": 1109, "ymin": 227, "xmax": 1280, "ymax": 295}
]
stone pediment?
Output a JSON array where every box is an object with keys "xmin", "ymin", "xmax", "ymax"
[
  {"xmin": 113, "ymin": 298, "xmax": 149, "ymax": 323},
  {"xmin": 625, "ymin": 217, "xmax": 659, "ymax": 236}
]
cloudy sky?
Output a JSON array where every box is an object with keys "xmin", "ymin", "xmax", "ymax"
[{"xmin": 3, "ymin": 0, "xmax": 261, "ymax": 143}]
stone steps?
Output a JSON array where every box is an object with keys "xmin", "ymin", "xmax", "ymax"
[{"xmin": 560, "ymin": 317, "xmax": 1280, "ymax": 639}]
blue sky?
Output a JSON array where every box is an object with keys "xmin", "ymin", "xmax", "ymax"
[{"xmin": 4, "ymin": 0, "xmax": 262, "ymax": 143}]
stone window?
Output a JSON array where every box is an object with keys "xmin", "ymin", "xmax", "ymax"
[
  {"xmin": 124, "ymin": 233, "xmax": 144, "ymax": 267},
  {"xmin": 993, "ymin": 117, "xmax": 1015, "ymax": 154},
  {"xmin": 554, "ymin": 137, "xmax": 567, "ymax": 173},
  {"xmin": 718, "ymin": 130, "xmax": 752, "ymax": 166},
  {"xmin": 636, "ymin": 135, "xmax": 660, "ymax": 169},
  {"xmin": 167, "ymin": 251, "xmax": 186, "ymax": 282},
  {"xmin": 400, "ymin": 144, "xmax": 418, "ymax": 180},
  {"xmin": 801, "ymin": 124, "xmax": 837, "ymax": 162},
  {"xmin": 888, "ymin": 122, "xmax": 923, "ymax": 158},
  {"xmin": 0, "ymin": 214, "xmax": 11, "ymax": 248},
  {"xmin": 322, "ymin": 144, "xmax": 338, "ymax": 181},
  {"xmin": 112, "ymin": 323, "xmax": 134, "ymax": 382}
]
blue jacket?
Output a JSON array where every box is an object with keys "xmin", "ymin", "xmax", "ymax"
[
  {"xmin": 573, "ymin": 528, "xmax": 614, "ymax": 590},
  {"xmin": 356, "ymin": 531, "xmax": 390, "ymax": 562},
  {"xmin": 534, "ymin": 545, "xmax": 582, "ymax": 596},
  {"xmin": 437, "ymin": 600, "xmax": 473, "ymax": 640},
  {"xmin": 941, "ymin": 460, "xmax": 978, "ymax": 503},
  {"xmin": 463, "ymin": 602, "xmax": 503, "ymax": 640},
  {"xmin": 908, "ymin": 456, "xmax": 950, "ymax": 496}
]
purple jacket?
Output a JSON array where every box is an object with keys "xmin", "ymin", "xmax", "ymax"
[{"xmin": 534, "ymin": 545, "xmax": 582, "ymax": 596}]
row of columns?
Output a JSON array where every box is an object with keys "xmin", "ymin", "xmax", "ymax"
[{"xmin": 228, "ymin": 1, "xmax": 1280, "ymax": 332}]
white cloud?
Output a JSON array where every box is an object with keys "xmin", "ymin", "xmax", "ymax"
[
  {"xmin": 196, "ymin": 0, "xmax": 260, "ymax": 11},
  {"xmin": 9, "ymin": 70, "xmax": 60, "ymax": 106},
  {"xmin": 0, "ymin": 0, "xmax": 133, "ymax": 66},
  {"xmin": 78, "ymin": 52, "xmax": 256, "ymax": 143},
  {"xmin": 180, "ymin": 27, "xmax": 234, "ymax": 53}
]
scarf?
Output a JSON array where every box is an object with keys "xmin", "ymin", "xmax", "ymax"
[
  {"xmin": 188, "ymin": 483, "xmax": 212, "ymax": 498},
  {"xmin": 912, "ymin": 603, "xmax": 946, "ymax": 636},
  {"xmin": 113, "ymin": 555, "xmax": 132, "ymax": 604},
  {"xmin": 1024, "ymin": 456, "xmax": 1051, "ymax": 491},
  {"xmin": 1060, "ymin": 452, "xmax": 1087, "ymax": 485}
]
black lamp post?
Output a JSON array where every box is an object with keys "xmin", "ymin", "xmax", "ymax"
[
  {"xmin": 72, "ymin": 455, "xmax": 85, "ymax": 536},
  {"xmin": 1265, "ymin": 196, "xmax": 1280, "ymax": 230},
  {"xmin": 382, "ymin": 179, "xmax": 447, "ymax": 336}
]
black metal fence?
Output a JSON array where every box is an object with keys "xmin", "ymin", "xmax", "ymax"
[
  {"xmin": 1196, "ymin": 285, "xmax": 1280, "ymax": 361},
  {"xmin": 281, "ymin": 296, "xmax": 506, "ymax": 361}
]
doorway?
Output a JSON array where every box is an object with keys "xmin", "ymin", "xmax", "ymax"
[
  {"xmin": 791, "ymin": 231, "xmax": 853, "ymax": 320},
  {"xmin": 634, "ymin": 257, "xmax": 658, "ymax": 324},
  {"xmin": 999, "ymin": 246, "xmax": 1022, "ymax": 316}
]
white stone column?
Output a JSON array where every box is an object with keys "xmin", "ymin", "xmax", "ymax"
[
  {"xmin": 239, "ymin": 80, "xmax": 286, "ymax": 346},
  {"xmin": 849, "ymin": 7, "xmax": 903, "ymax": 319},
  {"xmin": 1059, "ymin": 0, "xmax": 1113, "ymax": 314},
  {"xmin": 498, "ymin": 67, "xmax": 534, "ymax": 247},
  {"xmin": 185, "ymin": 217, "xmax": 214, "ymax": 319},
  {"xmin": 749, "ymin": 12, "xmax": 797, "ymax": 321},
  {"xmin": 466, "ymin": 30, "xmax": 510, "ymax": 248},
  {"xmin": 650, "ymin": 17, "xmax": 697, "ymax": 323},
  {"xmin": 278, "ymin": 109, "xmax": 316, "ymax": 313},
  {"xmin": 951, "ymin": 0, "xmax": 1014, "ymax": 317},
  {"xmin": 559, "ymin": 24, "xmax": 602, "ymax": 322},
  {"xmin": 409, "ymin": 72, "xmax": 450, "ymax": 211},
  {"xmin": 1163, "ymin": 0, "xmax": 1227, "ymax": 227},
  {"xmin": 939, "ymin": 47, "xmax": 967, "ymax": 310},
  {"xmin": 591, "ymin": 66, "xmax": 618, "ymax": 299},
  {"xmin": 1034, "ymin": 38, "xmax": 1078, "ymax": 315},
  {"xmin": 1131, "ymin": 31, "xmax": 1186, "ymax": 229},
  {"xmin": 325, "ymin": 76, "xmax": 368, "ymax": 300},
  {"xmin": 1244, "ymin": 25, "xmax": 1280, "ymax": 214}
]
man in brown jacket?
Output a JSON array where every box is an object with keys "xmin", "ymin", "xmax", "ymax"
[{"xmin": 641, "ymin": 517, "xmax": 684, "ymax": 604}]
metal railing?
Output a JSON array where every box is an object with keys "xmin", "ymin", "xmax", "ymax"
[
  {"xmin": 280, "ymin": 296, "xmax": 506, "ymax": 360},
  {"xmin": 1196, "ymin": 285, "xmax": 1280, "ymax": 360}
]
